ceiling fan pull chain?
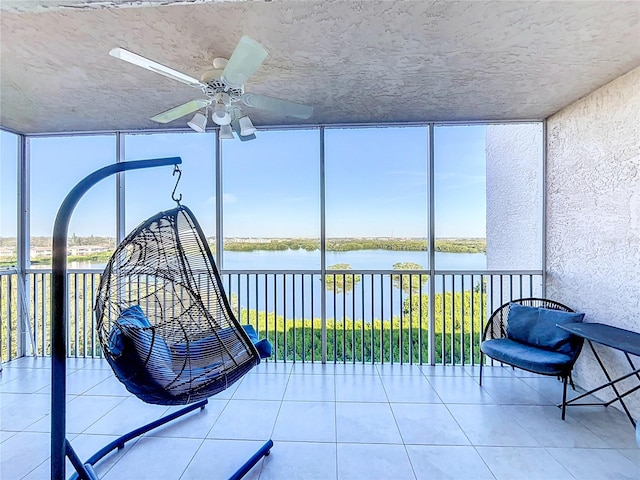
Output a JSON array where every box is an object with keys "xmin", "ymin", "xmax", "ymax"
[{"xmin": 171, "ymin": 164, "xmax": 183, "ymax": 205}]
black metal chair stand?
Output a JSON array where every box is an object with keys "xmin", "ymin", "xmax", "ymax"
[{"xmin": 51, "ymin": 158, "xmax": 272, "ymax": 480}]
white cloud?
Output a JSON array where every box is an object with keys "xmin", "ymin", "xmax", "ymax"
[{"xmin": 223, "ymin": 193, "xmax": 237, "ymax": 204}]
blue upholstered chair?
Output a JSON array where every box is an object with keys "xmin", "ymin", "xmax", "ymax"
[{"xmin": 480, "ymin": 298, "xmax": 585, "ymax": 420}]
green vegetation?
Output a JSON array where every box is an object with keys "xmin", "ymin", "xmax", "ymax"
[
  {"xmin": 324, "ymin": 264, "xmax": 361, "ymax": 294},
  {"xmin": 435, "ymin": 238, "xmax": 486, "ymax": 254},
  {"xmin": 223, "ymin": 237, "xmax": 486, "ymax": 254},
  {"xmin": 391, "ymin": 262, "xmax": 428, "ymax": 294},
  {"xmin": 235, "ymin": 290, "xmax": 485, "ymax": 364},
  {"xmin": 0, "ymin": 272, "xmax": 98, "ymax": 361},
  {"xmin": 224, "ymin": 238, "xmax": 319, "ymax": 252}
]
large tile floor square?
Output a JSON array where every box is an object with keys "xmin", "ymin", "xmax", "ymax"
[{"xmin": 1, "ymin": 358, "xmax": 637, "ymax": 479}]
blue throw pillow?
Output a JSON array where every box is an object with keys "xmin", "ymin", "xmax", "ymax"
[
  {"xmin": 506, "ymin": 303, "xmax": 584, "ymax": 354},
  {"xmin": 243, "ymin": 324, "xmax": 272, "ymax": 358},
  {"xmin": 108, "ymin": 305, "xmax": 151, "ymax": 356},
  {"xmin": 107, "ymin": 306, "xmax": 175, "ymax": 392}
]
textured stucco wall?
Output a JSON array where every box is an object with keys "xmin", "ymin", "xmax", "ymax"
[
  {"xmin": 486, "ymin": 124, "xmax": 543, "ymax": 270},
  {"xmin": 486, "ymin": 124, "xmax": 544, "ymax": 305},
  {"xmin": 547, "ymin": 66, "xmax": 640, "ymax": 418}
]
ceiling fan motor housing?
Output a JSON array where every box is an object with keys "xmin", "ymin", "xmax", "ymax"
[{"xmin": 200, "ymin": 68, "xmax": 244, "ymax": 101}]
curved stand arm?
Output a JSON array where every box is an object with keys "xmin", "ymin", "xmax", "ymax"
[{"xmin": 51, "ymin": 157, "xmax": 182, "ymax": 480}]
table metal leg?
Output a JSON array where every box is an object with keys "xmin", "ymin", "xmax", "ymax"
[{"xmin": 564, "ymin": 340, "xmax": 638, "ymax": 427}]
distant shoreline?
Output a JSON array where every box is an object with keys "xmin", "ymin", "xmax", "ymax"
[
  {"xmin": 0, "ymin": 237, "xmax": 486, "ymax": 267},
  {"xmin": 223, "ymin": 238, "xmax": 486, "ymax": 254}
]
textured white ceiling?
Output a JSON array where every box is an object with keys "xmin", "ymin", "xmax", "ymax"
[{"xmin": 1, "ymin": 0, "xmax": 639, "ymax": 134}]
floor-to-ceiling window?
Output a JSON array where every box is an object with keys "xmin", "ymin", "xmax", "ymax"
[
  {"xmin": 123, "ymin": 132, "xmax": 216, "ymax": 241},
  {"xmin": 220, "ymin": 129, "xmax": 320, "ymax": 359},
  {"xmin": 29, "ymin": 135, "xmax": 117, "ymax": 266},
  {"xmin": 324, "ymin": 126, "xmax": 430, "ymax": 362},
  {"xmin": 1, "ymin": 130, "xmax": 19, "ymax": 360},
  {"xmin": 433, "ymin": 125, "xmax": 488, "ymax": 363},
  {"xmin": 28, "ymin": 134, "xmax": 116, "ymax": 356},
  {"xmin": 2, "ymin": 122, "xmax": 544, "ymax": 364},
  {"xmin": 0, "ymin": 130, "xmax": 18, "ymax": 269}
]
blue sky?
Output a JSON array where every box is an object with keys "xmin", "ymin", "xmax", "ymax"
[{"xmin": 1, "ymin": 125, "xmax": 487, "ymax": 240}]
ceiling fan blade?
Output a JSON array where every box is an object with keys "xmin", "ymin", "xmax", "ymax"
[
  {"xmin": 241, "ymin": 93, "xmax": 313, "ymax": 119},
  {"xmin": 150, "ymin": 99, "xmax": 210, "ymax": 124},
  {"xmin": 110, "ymin": 48, "xmax": 203, "ymax": 88},
  {"xmin": 221, "ymin": 36, "xmax": 269, "ymax": 89}
]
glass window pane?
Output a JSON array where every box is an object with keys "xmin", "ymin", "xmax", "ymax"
[
  {"xmin": 1, "ymin": 131, "xmax": 18, "ymax": 268},
  {"xmin": 124, "ymin": 132, "xmax": 216, "ymax": 242},
  {"xmin": 325, "ymin": 126, "xmax": 429, "ymax": 270},
  {"xmin": 30, "ymin": 135, "xmax": 116, "ymax": 267},
  {"xmin": 434, "ymin": 125, "xmax": 487, "ymax": 270},
  {"xmin": 434, "ymin": 123, "xmax": 543, "ymax": 271},
  {"xmin": 221, "ymin": 129, "xmax": 320, "ymax": 270}
]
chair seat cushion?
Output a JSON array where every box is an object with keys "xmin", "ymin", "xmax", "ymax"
[
  {"xmin": 107, "ymin": 306, "xmax": 273, "ymax": 402},
  {"xmin": 481, "ymin": 338, "xmax": 573, "ymax": 375},
  {"xmin": 170, "ymin": 324, "xmax": 272, "ymax": 361}
]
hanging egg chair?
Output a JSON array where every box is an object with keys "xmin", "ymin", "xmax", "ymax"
[{"xmin": 95, "ymin": 204, "xmax": 271, "ymax": 405}]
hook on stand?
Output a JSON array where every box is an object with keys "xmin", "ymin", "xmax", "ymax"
[{"xmin": 172, "ymin": 165, "xmax": 183, "ymax": 205}]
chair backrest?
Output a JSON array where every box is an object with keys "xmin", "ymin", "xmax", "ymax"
[
  {"xmin": 483, "ymin": 297, "xmax": 573, "ymax": 340},
  {"xmin": 483, "ymin": 297, "xmax": 584, "ymax": 363}
]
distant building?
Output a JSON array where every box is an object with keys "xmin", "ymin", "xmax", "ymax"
[
  {"xmin": 30, "ymin": 247, "xmax": 52, "ymax": 257},
  {"xmin": 68, "ymin": 245, "xmax": 110, "ymax": 256}
]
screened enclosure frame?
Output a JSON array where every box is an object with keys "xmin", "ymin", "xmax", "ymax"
[{"xmin": 1, "ymin": 120, "xmax": 547, "ymax": 366}]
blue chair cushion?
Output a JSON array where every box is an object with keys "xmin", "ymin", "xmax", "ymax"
[
  {"xmin": 506, "ymin": 303, "xmax": 585, "ymax": 355},
  {"xmin": 242, "ymin": 324, "xmax": 272, "ymax": 359},
  {"xmin": 108, "ymin": 305, "xmax": 150, "ymax": 356},
  {"xmin": 481, "ymin": 338, "xmax": 574, "ymax": 375},
  {"xmin": 107, "ymin": 308, "xmax": 272, "ymax": 400},
  {"xmin": 171, "ymin": 324, "xmax": 272, "ymax": 360},
  {"xmin": 107, "ymin": 306, "xmax": 175, "ymax": 395}
]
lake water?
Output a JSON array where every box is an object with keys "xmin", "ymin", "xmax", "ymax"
[
  {"xmin": 223, "ymin": 249, "xmax": 486, "ymax": 271},
  {"xmin": 220, "ymin": 249, "xmax": 487, "ymax": 319},
  {"xmin": 63, "ymin": 249, "xmax": 487, "ymax": 272},
  {"xmin": 62, "ymin": 249, "xmax": 488, "ymax": 319}
]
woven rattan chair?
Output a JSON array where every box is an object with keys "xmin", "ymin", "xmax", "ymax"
[
  {"xmin": 89, "ymin": 204, "xmax": 273, "ymax": 479},
  {"xmin": 95, "ymin": 205, "xmax": 271, "ymax": 405},
  {"xmin": 480, "ymin": 298, "xmax": 585, "ymax": 419}
]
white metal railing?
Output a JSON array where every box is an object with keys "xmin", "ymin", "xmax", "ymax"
[{"xmin": 1, "ymin": 268, "xmax": 543, "ymax": 364}]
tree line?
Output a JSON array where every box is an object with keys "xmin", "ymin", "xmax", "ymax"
[{"xmin": 224, "ymin": 237, "xmax": 486, "ymax": 253}]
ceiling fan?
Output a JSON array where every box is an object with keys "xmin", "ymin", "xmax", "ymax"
[{"xmin": 110, "ymin": 35, "xmax": 313, "ymax": 140}]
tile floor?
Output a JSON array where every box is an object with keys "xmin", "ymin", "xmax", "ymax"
[{"xmin": 1, "ymin": 357, "xmax": 638, "ymax": 480}]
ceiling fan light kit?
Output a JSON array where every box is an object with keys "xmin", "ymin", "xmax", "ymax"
[
  {"xmin": 187, "ymin": 112, "xmax": 207, "ymax": 133},
  {"xmin": 239, "ymin": 115, "xmax": 257, "ymax": 136},
  {"xmin": 219, "ymin": 124, "xmax": 235, "ymax": 139},
  {"xmin": 110, "ymin": 35, "xmax": 313, "ymax": 142}
]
